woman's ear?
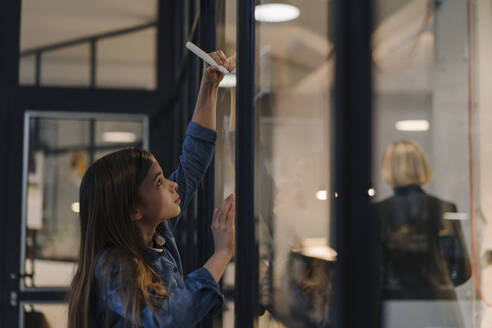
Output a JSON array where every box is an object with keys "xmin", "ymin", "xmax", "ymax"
[{"xmin": 130, "ymin": 208, "xmax": 143, "ymax": 221}]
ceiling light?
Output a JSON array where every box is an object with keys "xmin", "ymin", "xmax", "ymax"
[
  {"xmin": 219, "ymin": 74, "xmax": 236, "ymax": 88},
  {"xmin": 102, "ymin": 132, "xmax": 137, "ymax": 143},
  {"xmin": 368, "ymin": 188, "xmax": 376, "ymax": 197},
  {"xmin": 395, "ymin": 120, "xmax": 429, "ymax": 132},
  {"xmin": 443, "ymin": 212, "xmax": 468, "ymax": 220},
  {"xmin": 316, "ymin": 190, "xmax": 328, "ymax": 200},
  {"xmin": 71, "ymin": 202, "xmax": 80, "ymax": 213},
  {"xmin": 255, "ymin": 3, "xmax": 300, "ymax": 23}
]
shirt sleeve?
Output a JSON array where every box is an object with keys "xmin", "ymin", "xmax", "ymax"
[
  {"xmin": 168, "ymin": 121, "xmax": 217, "ymax": 231},
  {"xmin": 96, "ymin": 265, "xmax": 224, "ymax": 328}
]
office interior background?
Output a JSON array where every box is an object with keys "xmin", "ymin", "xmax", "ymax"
[{"xmin": 1, "ymin": 0, "xmax": 491, "ymax": 327}]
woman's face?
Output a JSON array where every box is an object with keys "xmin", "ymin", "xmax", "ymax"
[{"xmin": 136, "ymin": 160, "xmax": 181, "ymax": 224}]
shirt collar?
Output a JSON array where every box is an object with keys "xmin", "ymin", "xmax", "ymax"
[
  {"xmin": 393, "ymin": 184, "xmax": 424, "ymax": 196},
  {"xmin": 148, "ymin": 231, "xmax": 166, "ymax": 253}
]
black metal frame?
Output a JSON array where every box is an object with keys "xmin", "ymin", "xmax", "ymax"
[
  {"xmin": 0, "ymin": 0, "xmax": 23, "ymax": 326},
  {"xmin": 330, "ymin": 0, "xmax": 379, "ymax": 327},
  {"xmin": 235, "ymin": 0, "xmax": 257, "ymax": 327},
  {"xmin": 194, "ymin": 2, "xmax": 216, "ymax": 327}
]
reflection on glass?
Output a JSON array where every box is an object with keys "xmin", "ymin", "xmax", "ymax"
[
  {"xmin": 372, "ymin": 0, "xmax": 478, "ymax": 326},
  {"xmin": 23, "ymin": 303, "xmax": 67, "ymax": 328},
  {"xmin": 373, "ymin": 140, "xmax": 471, "ymax": 327},
  {"xmin": 24, "ymin": 114, "xmax": 146, "ymax": 288},
  {"xmin": 254, "ymin": 0, "xmax": 333, "ymax": 326}
]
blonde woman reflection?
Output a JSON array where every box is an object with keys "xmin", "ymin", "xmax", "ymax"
[{"xmin": 373, "ymin": 140, "xmax": 471, "ymax": 328}]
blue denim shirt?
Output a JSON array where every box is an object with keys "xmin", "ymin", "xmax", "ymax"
[{"xmin": 95, "ymin": 122, "xmax": 222, "ymax": 327}]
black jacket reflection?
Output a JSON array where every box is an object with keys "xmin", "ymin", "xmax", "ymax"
[{"xmin": 373, "ymin": 185, "xmax": 471, "ymax": 301}]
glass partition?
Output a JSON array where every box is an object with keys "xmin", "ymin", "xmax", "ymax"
[
  {"xmin": 371, "ymin": 0, "xmax": 479, "ymax": 327},
  {"xmin": 19, "ymin": 0, "xmax": 157, "ymax": 89},
  {"xmin": 22, "ymin": 112, "xmax": 148, "ymax": 289},
  {"xmin": 97, "ymin": 28, "xmax": 156, "ymax": 89},
  {"xmin": 40, "ymin": 44, "xmax": 91, "ymax": 87},
  {"xmin": 254, "ymin": 1, "xmax": 334, "ymax": 326}
]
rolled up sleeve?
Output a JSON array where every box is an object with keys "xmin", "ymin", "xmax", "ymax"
[{"xmin": 168, "ymin": 122, "xmax": 217, "ymax": 231}]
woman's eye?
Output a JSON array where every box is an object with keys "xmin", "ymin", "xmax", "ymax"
[{"xmin": 157, "ymin": 179, "xmax": 162, "ymax": 187}]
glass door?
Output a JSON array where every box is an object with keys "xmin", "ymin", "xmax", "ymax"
[
  {"xmin": 253, "ymin": 1, "xmax": 334, "ymax": 326},
  {"xmin": 17, "ymin": 111, "xmax": 148, "ymax": 327},
  {"xmin": 371, "ymin": 0, "xmax": 481, "ymax": 326}
]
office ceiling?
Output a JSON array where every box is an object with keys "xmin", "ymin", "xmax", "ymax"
[{"xmin": 19, "ymin": 0, "xmax": 432, "ymax": 93}]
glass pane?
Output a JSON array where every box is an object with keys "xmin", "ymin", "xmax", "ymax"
[
  {"xmin": 215, "ymin": 0, "xmax": 237, "ymax": 326},
  {"xmin": 254, "ymin": 1, "xmax": 333, "ymax": 326},
  {"xmin": 19, "ymin": 0, "xmax": 157, "ymax": 88},
  {"xmin": 23, "ymin": 303, "xmax": 67, "ymax": 328},
  {"xmin": 372, "ymin": 1, "xmax": 477, "ymax": 327},
  {"xmin": 19, "ymin": 54, "xmax": 36, "ymax": 85},
  {"xmin": 97, "ymin": 28, "xmax": 157, "ymax": 89},
  {"xmin": 24, "ymin": 114, "xmax": 147, "ymax": 288},
  {"xmin": 41, "ymin": 44, "xmax": 90, "ymax": 87}
]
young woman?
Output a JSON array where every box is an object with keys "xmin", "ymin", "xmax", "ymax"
[{"xmin": 68, "ymin": 51, "xmax": 235, "ymax": 328}]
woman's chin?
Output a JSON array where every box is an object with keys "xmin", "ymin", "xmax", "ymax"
[{"xmin": 160, "ymin": 209, "xmax": 181, "ymax": 221}]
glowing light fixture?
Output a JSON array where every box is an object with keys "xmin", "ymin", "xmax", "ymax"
[
  {"xmin": 395, "ymin": 120, "xmax": 429, "ymax": 132},
  {"xmin": 219, "ymin": 74, "xmax": 236, "ymax": 88},
  {"xmin": 368, "ymin": 188, "xmax": 376, "ymax": 197},
  {"xmin": 316, "ymin": 190, "xmax": 328, "ymax": 200},
  {"xmin": 255, "ymin": 3, "xmax": 300, "ymax": 22},
  {"xmin": 443, "ymin": 212, "xmax": 468, "ymax": 220},
  {"xmin": 102, "ymin": 132, "xmax": 137, "ymax": 143},
  {"xmin": 71, "ymin": 202, "xmax": 80, "ymax": 213}
]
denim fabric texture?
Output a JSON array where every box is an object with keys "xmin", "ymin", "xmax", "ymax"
[{"xmin": 94, "ymin": 122, "xmax": 223, "ymax": 327}]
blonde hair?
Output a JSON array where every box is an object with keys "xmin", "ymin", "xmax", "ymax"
[{"xmin": 382, "ymin": 140, "xmax": 432, "ymax": 187}]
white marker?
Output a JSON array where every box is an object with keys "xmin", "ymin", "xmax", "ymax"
[{"xmin": 185, "ymin": 41, "xmax": 229, "ymax": 74}]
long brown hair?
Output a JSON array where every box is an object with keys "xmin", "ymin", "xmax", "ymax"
[{"xmin": 68, "ymin": 148, "xmax": 169, "ymax": 328}]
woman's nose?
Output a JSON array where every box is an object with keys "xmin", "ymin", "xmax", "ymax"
[{"xmin": 171, "ymin": 181, "xmax": 178, "ymax": 192}]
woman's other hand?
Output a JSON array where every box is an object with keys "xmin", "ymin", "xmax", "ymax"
[{"xmin": 211, "ymin": 193, "xmax": 236, "ymax": 258}]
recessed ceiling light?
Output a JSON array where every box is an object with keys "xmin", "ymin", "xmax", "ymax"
[
  {"xmin": 219, "ymin": 74, "xmax": 236, "ymax": 88},
  {"xmin": 316, "ymin": 190, "xmax": 328, "ymax": 200},
  {"xmin": 395, "ymin": 120, "xmax": 429, "ymax": 132},
  {"xmin": 255, "ymin": 3, "xmax": 300, "ymax": 23},
  {"xmin": 368, "ymin": 188, "xmax": 376, "ymax": 197},
  {"xmin": 102, "ymin": 132, "xmax": 137, "ymax": 143},
  {"xmin": 443, "ymin": 212, "xmax": 468, "ymax": 220},
  {"xmin": 71, "ymin": 202, "xmax": 80, "ymax": 213}
]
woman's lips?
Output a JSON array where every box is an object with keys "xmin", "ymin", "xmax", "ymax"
[{"xmin": 175, "ymin": 197, "xmax": 181, "ymax": 204}]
